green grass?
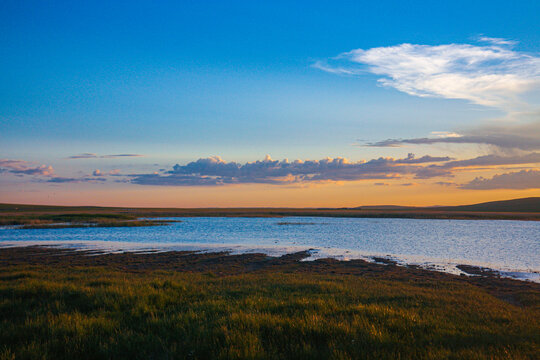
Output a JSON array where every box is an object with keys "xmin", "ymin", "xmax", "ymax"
[{"xmin": 1, "ymin": 264, "xmax": 538, "ymax": 359}]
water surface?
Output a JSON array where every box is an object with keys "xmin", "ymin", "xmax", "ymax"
[{"xmin": 1, "ymin": 217, "xmax": 538, "ymax": 281}]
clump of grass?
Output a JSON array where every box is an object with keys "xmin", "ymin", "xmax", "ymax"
[{"xmin": 0, "ymin": 262, "xmax": 538, "ymax": 359}]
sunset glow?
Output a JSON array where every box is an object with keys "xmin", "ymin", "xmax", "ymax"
[{"xmin": 1, "ymin": 1, "xmax": 539, "ymax": 207}]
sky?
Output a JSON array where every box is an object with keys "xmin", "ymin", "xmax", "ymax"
[{"xmin": 1, "ymin": 0, "xmax": 540, "ymax": 207}]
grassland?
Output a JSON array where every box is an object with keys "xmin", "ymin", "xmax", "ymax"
[{"xmin": 0, "ymin": 247, "xmax": 539, "ymax": 359}]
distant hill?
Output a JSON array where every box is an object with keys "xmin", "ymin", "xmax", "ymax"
[
  {"xmin": 1, "ymin": 197, "xmax": 539, "ymax": 214},
  {"xmin": 350, "ymin": 197, "xmax": 540, "ymax": 213},
  {"xmin": 432, "ymin": 197, "xmax": 540, "ymax": 213}
]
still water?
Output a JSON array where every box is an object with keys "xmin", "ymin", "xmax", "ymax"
[{"xmin": 1, "ymin": 217, "xmax": 539, "ymax": 280}]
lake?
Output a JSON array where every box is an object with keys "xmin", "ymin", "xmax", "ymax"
[{"xmin": 1, "ymin": 217, "xmax": 539, "ymax": 281}]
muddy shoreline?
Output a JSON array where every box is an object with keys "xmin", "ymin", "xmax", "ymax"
[{"xmin": 2, "ymin": 246, "xmax": 539, "ymax": 308}]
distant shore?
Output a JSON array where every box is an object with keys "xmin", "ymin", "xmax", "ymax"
[{"xmin": 2, "ymin": 199, "xmax": 540, "ymax": 225}]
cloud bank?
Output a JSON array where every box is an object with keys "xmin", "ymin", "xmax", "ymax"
[
  {"xmin": 3, "ymin": 153, "xmax": 539, "ymax": 191},
  {"xmin": 461, "ymin": 170, "xmax": 540, "ymax": 190},
  {"xmin": 364, "ymin": 133, "xmax": 540, "ymax": 151},
  {"xmin": 126, "ymin": 152, "xmax": 539, "ymax": 187},
  {"xmin": 413, "ymin": 152, "xmax": 540, "ymax": 179},
  {"xmin": 130, "ymin": 154, "xmax": 450, "ymax": 186},
  {"xmin": 364, "ymin": 123, "xmax": 540, "ymax": 151}
]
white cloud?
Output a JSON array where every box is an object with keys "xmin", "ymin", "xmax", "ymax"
[
  {"xmin": 318, "ymin": 40, "xmax": 540, "ymax": 110},
  {"xmin": 430, "ymin": 131, "xmax": 462, "ymax": 138},
  {"xmin": 477, "ymin": 36, "xmax": 518, "ymax": 46}
]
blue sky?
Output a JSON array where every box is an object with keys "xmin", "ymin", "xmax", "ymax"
[{"xmin": 1, "ymin": 1, "xmax": 540, "ymax": 206}]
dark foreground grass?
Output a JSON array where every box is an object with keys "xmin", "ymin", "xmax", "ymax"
[{"xmin": 0, "ymin": 248, "xmax": 539, "ymax": 359}]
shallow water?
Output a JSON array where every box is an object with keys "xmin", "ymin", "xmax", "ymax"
[{"xmin": 1, "ymin": 217, "xmax": 539, "ymax": 281}]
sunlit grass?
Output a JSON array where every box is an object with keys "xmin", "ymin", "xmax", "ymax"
[{"xmin": 1, "ymin": 264, "xmax": 538, "ymax": 359}]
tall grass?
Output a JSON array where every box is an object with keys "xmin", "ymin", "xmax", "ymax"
[{"xmin": 1, "ymin": 265, "xmax": 538, "ymax": 359}]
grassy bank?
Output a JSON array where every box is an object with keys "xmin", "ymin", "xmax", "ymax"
[
  {"xmin": 0, "ymin": 247, "xmax": 539, "ymax": 359},
  {"xmin": 2, "ymin": 201, "xmax": 540, "ymax": 222},
  {"xmin": 0, "ymin": 213, "xmax": 177, "ymax": 229}
]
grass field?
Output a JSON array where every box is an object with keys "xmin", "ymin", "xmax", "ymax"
[{"xmin": 0, "ymin": 247, "xmax": 539, "ymax": 359}]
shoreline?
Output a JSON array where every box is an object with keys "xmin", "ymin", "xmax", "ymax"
[
  {"xmin": 1, "ymin": 243, "xmax": 539, "ymax": 284},
  {"xmin": 2, "ymin": 245, "xmax": 539, "ymax": 304}
]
